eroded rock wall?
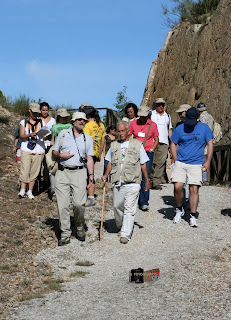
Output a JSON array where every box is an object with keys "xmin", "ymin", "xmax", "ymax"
[{"xmin": 142, "ymin": 0, "xmax": 231, "ymax": 144}]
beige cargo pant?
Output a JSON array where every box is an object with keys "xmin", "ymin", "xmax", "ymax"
[
  {"xmin": 150, "ymin": 143, "xmax": 169, "ymax": 186},
  {"xmin": 55, "ymin": 168, "xmax": 87, "ymax": 240},
  {"xmin": 113, "ymin": 184, "xmax": 140, "ymax": 240}
]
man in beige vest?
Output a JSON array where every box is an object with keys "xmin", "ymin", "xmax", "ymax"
[{"xmin": 102, "ymin": 121, "xmax": 150, "ymax": 244}]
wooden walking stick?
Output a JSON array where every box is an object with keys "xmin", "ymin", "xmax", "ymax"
[{"xmin": 100, "ymin": 181, "xmax": 106, "ymax": 241}]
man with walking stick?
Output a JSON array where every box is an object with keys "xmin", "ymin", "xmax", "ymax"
[{"xmin": 102, "ymin": 121, "xmax": 150, "ymax": 244}]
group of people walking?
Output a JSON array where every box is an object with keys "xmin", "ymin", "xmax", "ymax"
[{"xmin": 16, "ymin": 98, "xmax": 214, "ymax": 246}]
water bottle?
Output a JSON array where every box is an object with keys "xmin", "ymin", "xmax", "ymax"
[{"xmin": 202, "ymin": 168, "xmax": 207, "ymax": 182}]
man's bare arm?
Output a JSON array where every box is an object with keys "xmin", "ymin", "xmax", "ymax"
[
  {"xmin": 203, "ymin": 139, "xmax": 213, "ymax": 170},
  {"xmin": 141, "ymin": 163, "xmax": 151, "ymax": 191},
  {"xmin": 170, "ymin": 141, "xmax": 177, "ymax": 163},
  {"xmin": 102, "ymin": 162, "xmax": 112, "ymax": 181}
]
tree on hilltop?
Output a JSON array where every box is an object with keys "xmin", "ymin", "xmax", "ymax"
[
  {"xmin": 162, "ymin": 0, "xmax": 221, "ymax": 28},
  {"xmin": 113, "ymin": 86, "xmax": 131, "ymax": 119}
]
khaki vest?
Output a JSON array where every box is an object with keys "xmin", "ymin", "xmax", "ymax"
[{"xmin": 110, "ymin": 137, "xmax": 143, "ymax": 185}]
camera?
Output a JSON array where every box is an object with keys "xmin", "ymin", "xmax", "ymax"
[
  {"xmin": 27, "ymin": 138, "xmax": 37, "ymax": 150},
  {"xmin": 80, "ymin": 156, "xmax": 87, "ymax": 164}
]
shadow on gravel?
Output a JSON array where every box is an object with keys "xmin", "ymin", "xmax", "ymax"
[
  {"xmin": 45, "ymin": 217, "xmax": 80, "ymax": 240},
  {"xmin": 103, "ymin": 219, "xmax": 120, "ymax": 233},
  {"xmin": 162, "ymin": 195, "xmax": 175, "ymax": 206},
  {"xmin": 158, "ymin": 207, "xmax": 175, "ymax": 220},
  {"xmin": 221, "ymin": 208, "xmax": 231, "ymax": 217},
  {"xmin": 159, "ymin": 195, "xmax": 192, "ymax": 222},
  {"xmin": 158, "ymin": 207, "xmax": 191, "ymax": 222}
]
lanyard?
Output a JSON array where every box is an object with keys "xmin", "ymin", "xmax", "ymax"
[{"xmin": 72, "ymin": 128, "xmax": 86, "ymax": 159}]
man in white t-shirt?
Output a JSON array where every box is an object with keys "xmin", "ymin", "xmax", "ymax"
[
  {"xmin": 150, "ymin": 98, "xmax": 173, "ymax": 190},
  {"xmin": 102, "ymin": 121, "xmax": 150, "ymax": 244}
]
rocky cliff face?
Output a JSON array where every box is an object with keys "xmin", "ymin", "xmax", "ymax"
[{"xmin": 142, "ymin": 0, "xmax": 231, "ymax": 144}]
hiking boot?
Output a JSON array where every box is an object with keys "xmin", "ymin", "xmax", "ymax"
[
  {"xmin": 139, "ymin": 204, "xmax": 149, "ymax": 211},
  {"xmin": 26, "ymin": 191, "xmax": 35, "ymax": 200},
  {"xmin": 58, "ymin": 238, "xmax": 70, "ymax": 246},
  {"xmin": 120, "ymin": 237, "xmax": 128, "ymax": 244},
  {"xmin": 189, "ymin": 215, "xmax": 198, "ymax": 227},
  {"xmin": 76, "ymin": 225, "xmax": 86, "ymax": 241},
  {"xmin": 173, "ymin": 207, "xmax": 185, "ymax": 223},
  {"xmin": 84, "ymin": 198, "xmax": 96, "ymax": 207},
  {"xmin": 18, "ymin": 189, "xmax": 25, "ymax": 198},
  {"xmin": 151, "ymin": 184, "xmax": 162, "ymax": 190}
]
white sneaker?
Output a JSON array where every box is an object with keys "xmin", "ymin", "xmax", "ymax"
[
  {"xmin": 26, "ymin": 191, "xmax": 35, "ymax": 200},
  {"xmin": 173, "ymin": 207, "xmax": 184, "ymax": 223},
  {"xmin": 189, "ymin": 215, "xmax": 198, "ymax": 227},
  {"xmin": 18, "ymin": 189, "xmax": 25, "ymax": 198}
]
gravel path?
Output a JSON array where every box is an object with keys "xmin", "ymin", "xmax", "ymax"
[{"xmin": 12, "ymin": 162, "xmax": 231, "ymax": 319}]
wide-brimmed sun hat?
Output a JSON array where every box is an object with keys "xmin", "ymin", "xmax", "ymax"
[{"xmin": 71, "ymin": 112, "xmax": 87, "ymax": 121}]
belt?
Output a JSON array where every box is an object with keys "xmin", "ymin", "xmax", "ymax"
[{"xmin": 58, "ymin": 164, "xmax": 84, "ymax": 171}]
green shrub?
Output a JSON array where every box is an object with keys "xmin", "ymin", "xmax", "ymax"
[
  {"xmin": 0, "ymin": 115, "xmax": 10, "ymax": 124},
  {"xmin": 13, "ymin": 94, "xmax": 30, "ymax": 116},
  {"xmin": 76, "ymin": 260, "xmax": 95, "ymax": 266},
  {"xmin": 0, "ymin": 90, "xmax": 12, "ymax": 110}
]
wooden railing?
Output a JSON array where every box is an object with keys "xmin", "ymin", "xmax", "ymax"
[{"xmin": 210, "ymin": 145, "xmax": 231, "ymax": 184}]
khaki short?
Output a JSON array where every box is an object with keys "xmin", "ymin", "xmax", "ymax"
[
  {"xmin": 19, "ymin": 151, "xmax": 44, "ymax": 183},
  {"xmin": 171, "ymin": 161, "xmax": 202, "ymax": 186}
]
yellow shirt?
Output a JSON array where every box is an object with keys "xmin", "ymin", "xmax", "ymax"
[{"xmin": 84, "ymin": 121, "xmax": 105, "ymax": 158}]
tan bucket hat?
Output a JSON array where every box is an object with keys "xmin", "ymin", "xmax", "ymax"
[
  {"xmin": 176, "ymin": 104, "xmax": 191, "ymax": 113},
  {"xmin": 155, "ymin": 98, "xmax": 166, "ymax": 104},
  {"xmin": 71, "ymin": 112, "xmax": 87, "ymax": 122},
  {"xmin": 56, "ymin": 108, "xmax": 70, "ymax": 117},
  {"xmin": 138, "ymin": 105, "xmax": 150, "ymax": 117}
]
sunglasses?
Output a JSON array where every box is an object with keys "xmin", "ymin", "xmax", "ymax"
[
  {"xmin": 77, "ymin": 118, "xmax": 86, "ymax": 121},
  {"xmin": 156, "ymin": 104, "xmax": 164, "ymax": 107}
]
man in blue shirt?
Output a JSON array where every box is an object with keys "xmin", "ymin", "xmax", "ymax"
[{"xmin": 170, "ymin": 107, "xmax": 213, "ymax": 227}]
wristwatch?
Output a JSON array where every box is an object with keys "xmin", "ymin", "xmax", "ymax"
[{"xmin": 150, "ymin": 148, "xmax": 154, "ymax": 152}]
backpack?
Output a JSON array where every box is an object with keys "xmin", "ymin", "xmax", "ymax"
[
  {"xmin": 212, "ymin": 121, "xmax": 222, "ymax": 144},
  {"xmin": 45, "ymin": 129, "xmax": 67, "ymax": 175}
]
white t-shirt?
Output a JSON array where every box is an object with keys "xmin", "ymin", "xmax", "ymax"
[
  {"xmin": 20, "ymin": 119, "xmax": 45, "ymax": 154},
  {"xmin": 105, "ymin": 140, "xmax": 149, "ymax": 187},
  {"xmin": 151, "ymin": 110, "xmax": 172, "ymax": 145},
  {"xmin": 42, "ymin": 117, "xmax": 56, "ymax": 148}
]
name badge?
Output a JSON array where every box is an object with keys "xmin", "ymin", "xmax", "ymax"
[{"xmin": 138, "ymin": 132, "xmax": 145, "ymax": 138}]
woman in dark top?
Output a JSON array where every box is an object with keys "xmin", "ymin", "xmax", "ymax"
[{"xmin": 103, "ymin": 125, "xmax": 116, "ymax": 176}]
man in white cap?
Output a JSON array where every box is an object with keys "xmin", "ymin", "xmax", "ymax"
[
  {"xmin": 150, "ymin": 98, "xmax": 173, "ymax": 189},
  {"xmin": 52, "ymin": 112, "xmax": 94, "ymax": 246}
]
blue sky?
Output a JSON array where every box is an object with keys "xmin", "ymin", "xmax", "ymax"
[{"xmin": 0, "ymin": 0, "xmax": 173, "ymax": 113}]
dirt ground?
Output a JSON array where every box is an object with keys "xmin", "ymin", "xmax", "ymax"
[{"xmin": 1, "ymin": 106, "xmax": 230, "ymax": 320}]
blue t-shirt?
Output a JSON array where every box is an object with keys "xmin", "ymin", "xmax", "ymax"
[{"xmin": 171, "ymin": 122, "xmax": 213, "ymax": 164}]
